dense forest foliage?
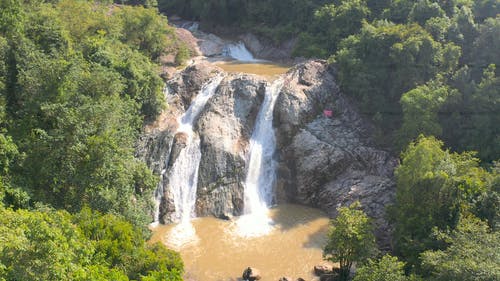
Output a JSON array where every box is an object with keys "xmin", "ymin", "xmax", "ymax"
[
  {"xmin": 0, "ymin": 207, "xmax": 183, "ymax": 280},
  {"xmin": 159, "ymin": 0, "xmax": 499, "ymax": 280},
  {"xmin": 0, "ymin": 0, "xmax": 187, "ymax": 279}
]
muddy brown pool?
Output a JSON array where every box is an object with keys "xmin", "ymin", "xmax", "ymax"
[{"xmin": 150, "ymin": 204, "xmax": 331, "ymax": 281}]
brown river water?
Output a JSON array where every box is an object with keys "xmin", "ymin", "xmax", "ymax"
[
  {"xmin": 150, "ymin": 204, "xmax": 330, "ymax": 281},
  {"xmin": 215, "ymin": 61, "xmax": 290, "ymax": 78}
]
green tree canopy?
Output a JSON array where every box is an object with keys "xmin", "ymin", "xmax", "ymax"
[
  {"xmin": 0, "ymin": 207, "xmax": 183, "ymax": 281},
  {"xmin": 0, "ymin": 0, "xmax": 188, "ymax": 227},
  {"xmin": 295, "ymin": 0, "xmax": 370, "ymax": 56},
  {"xmin": 334, "ymin": 21, "xmax": 458, "ymax": 139},
  {"xmin": 391, "ymin": 136, "xmax": 496, "ymax": 270},
  {"xmin": 421, "ymin": 216, "xmax": 500, "ymax": 281},
  {"xmin": 398, "ymin": 80, "xmax": 456, "ymax": 147},
  {"xmin": 323, "ymin": 202, "xmax": 377, "ymax": 281},
  {"xmin": 353, "ymin": 255, "xmax": 420, "ymax": 281}
]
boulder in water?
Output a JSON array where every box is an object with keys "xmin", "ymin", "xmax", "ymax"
[
  {"xmin": 217, "ymin": 212, "xmax": 233, "ymax": 220},
  {"xmin": 314, "ymin": 265, "xmax": 333, "ymax": 276},
  {"xmin": 278, "ymin": 277, "xmax": 291, "ymax": 281},
  {"xmin": 242, "ymin": 267, "xmax": 262, "ymax": 281}
]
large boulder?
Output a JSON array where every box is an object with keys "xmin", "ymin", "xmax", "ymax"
[
  {"xmin": 136, "ymin": 130, "xmax": 174, "ymax": 176},
  {"xmin": 197, "ymin": 32, "xmax": 227, "ymax": 57},
  {"xmin": 167, "ymin": 61, "xmax": 222, "ymax": 111},
  {"xmin": 239, "ymin": 33, "xmax": 297, "ymax": 62}
]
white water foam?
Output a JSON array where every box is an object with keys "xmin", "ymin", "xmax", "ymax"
[
  {"xmin": 236, "ymin": 79, "xmax": 284, "ymax": 237},
  {"xmin": 222, "ymin": 41, "xmax": 260, "ymax": 62},
  {"xmin": 163, "ymin": 221, "xmax": 199, "ymax": 250}
]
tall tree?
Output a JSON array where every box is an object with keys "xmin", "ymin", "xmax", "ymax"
[
  {"xmin": 323, "ymin": 202, "xmax": 377, "ymax": 281},
  {"xmin": 398, "ymin": 80, "xmax": 456, "ymax": 147}
]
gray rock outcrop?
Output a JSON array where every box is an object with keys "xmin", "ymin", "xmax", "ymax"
[
  {"xmin": 137, "ymin": 60, "xmax": 267, "ymax": 223},
  {"xmin": 138, "ymin": 60, "xmax": 396, "ymax": 247}
]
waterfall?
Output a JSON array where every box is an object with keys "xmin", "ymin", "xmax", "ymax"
[
  {"xmin": 244, "ymin": 79, "xmax": 283, "ymax": 213},
  {"xmin": 222, "ymin": 42, "xmax": 259, "ymax": 62},
  {"xmin": 236, "ymin": 79, "xmax": 284, "ymax": 237},
  {"xmin": 151, "ymin": 75, "xmax": 224, "ymax": 227}
]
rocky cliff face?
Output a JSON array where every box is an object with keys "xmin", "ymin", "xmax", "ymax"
[
  {"xmin": 137, "ymin": 60, "xmax": 396, "ymax": 247},
  {"xmin": 274, "ymin": 61, "xmax": 397, "ymax": 248}
]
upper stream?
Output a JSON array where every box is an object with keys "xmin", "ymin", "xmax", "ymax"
[
  {"xmin": 216, "ymin": 61, "xmax": 290, "ymax": 78},
  {"xmin": 217, "ymin": 40, "xmax": 289, "ymax": 78}
]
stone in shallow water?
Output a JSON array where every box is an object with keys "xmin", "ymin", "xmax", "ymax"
[{"xmin": 242, "ymin": 267, "xmax": 261, "ymax": 281}]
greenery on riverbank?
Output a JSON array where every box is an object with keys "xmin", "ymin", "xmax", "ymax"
[
  {"xmin": 325, "ymin": 136, "xmax": 499, "ymax": 280},
  {"xmin": 0, "ymin": 0, "xmax": 186, "ymax": 279},
  {"xmin": 0, "ymin": 207, "xmax": 183, "ymax": 280}
]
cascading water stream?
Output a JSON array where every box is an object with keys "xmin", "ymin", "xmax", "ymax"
[
  {"xmin": 171, "ymin": 75, "xmax": 224, "ymax": 223},
  {"xmin": 222, "ymin": 41, "xmax": 260, "ymax": 62},
  {"xmin": 151, "ymin": 76, "xmax": 224, "ymax": 230},
  {"xmin": 236, "ymin": 79, "xmax": 284, "ymax": 237}
]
